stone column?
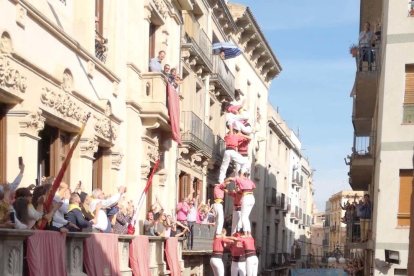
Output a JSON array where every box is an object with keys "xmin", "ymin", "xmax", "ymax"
[
  {"xmin": 0, "ymin": 229, "xmax": 33, "ymax": 276},
  {"xmin": 77, "ymin": 137, "xmax": 99, "ymax": 193},
  {"xmin": 17, "ymin": 110, "xmax": 45, "ymax": 185},
  {"xmin": 66, "ymin": 233, "xmax": 90, "ymax": 276}
]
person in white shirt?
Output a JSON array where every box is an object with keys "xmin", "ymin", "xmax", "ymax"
[{"xmin": 90, "ymin": 186, "xmax": 126, "ymax": 232}]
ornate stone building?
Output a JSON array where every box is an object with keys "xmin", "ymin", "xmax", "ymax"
[{"xmin": 0, "ymin": 0, "xmax": 286, "ymax": 275}]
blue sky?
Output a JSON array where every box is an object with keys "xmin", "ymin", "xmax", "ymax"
[{"xmin": 234, "ymin": 0, "xmax": 360, "ymax": 210}]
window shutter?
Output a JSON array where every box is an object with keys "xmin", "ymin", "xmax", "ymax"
[
  {"xmin": 405, "ymin": 65, "xmax": 414, "ymax": 104},
  {"xmin": 398, "ymin": 170, "xmax": 413, "ymax": 226}
]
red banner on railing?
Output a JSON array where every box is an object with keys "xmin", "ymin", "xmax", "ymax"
[
  {"xmin": 129, "ymin": 235, "xmax": 151, "ymax": 276},
  {"xmin": 167, "ymin": 83, "xmax": 182, "ymax": 145},
  {"xmin": 165, "ymin": 237, "xmax": 181, "ymax": 276}
]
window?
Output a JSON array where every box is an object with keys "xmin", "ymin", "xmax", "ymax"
[
  {"xmin": 403, "ymin": 65, "xmax": 414, "ymax": 123},
  {"xmin": 92, "ymin": 147, "xmax": 105, "ymax": 190},
  {"xmin": 95, "ymin": 0, "xmax": 104, "ymax": 35},
  {"xmin": 38, "ymin": 125, "xmax": 71, "ymax": 185},
  {"xmin": 398, "ymin": 170, "xmax": 413, "ymax": 226},
  {"xmin": 0, "ymin": 104, "xmax": 6, "ymax": 183},
  {"xmin": 178, "ymin": 173, "xmax": 192, "ymax": 202},
  {"xmin": 149, "ymin": 23, "xmax": 157, "ymax": 60},
  {"xmin": 95, "ymin": 0, "xmax": 107, "ymax": 62}
]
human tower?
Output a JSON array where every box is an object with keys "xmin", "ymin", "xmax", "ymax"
[{"xmin": 210, "ymin": 95, "xmax": 258, "ymax": 276}]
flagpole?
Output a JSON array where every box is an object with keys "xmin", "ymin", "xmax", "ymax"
[{"xmin": 132, "ymin": 158, "xmax": 161, "ymax": 228}]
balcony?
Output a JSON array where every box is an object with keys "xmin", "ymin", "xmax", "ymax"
[
  {"xmin": 184, "ymin": 223, "xmax": 215, "ymax": 251},
  {"xmin": 95, "ymin": 31, "xmax": 108, "ymax": 63},
  {"xmin": 210, "ymin": 56, "xmax": 235, "ymax": 100},
  {"xmin": 281, "ymin": 195, "xmax": 290, "ymax": 213},
  {"xmin": 213, "ymin": 135, "xmax": 225, "ymax": 162},
  {"xmin": 352, "ymin": 44, "xmax": 381, "ymax": 135},
  {"xmin": 139, "ymin": 72, "xmax": 171, "ymax": 130},
  {"xmin": 345, "ymin": 219, "xmax": 373, "ymax": 250},
  {"xmin": 348, "ymin": 134, "xmax": 374, "ymax": 191},
  {"xmin": 182, "ymin": 13, "xmax": 213, "ymax": 73},
  {"xmin": 181, "ymin": 111, "xmax": 214, "ymax": 157},
  {"xmin": 266, "ymin": 187, "xmax": 277, "ymax": 207},
  {"xmin": 0, "ymin": 229, "xmax": 184, "ymax": 276},
  {"xmin": 292, "ymin": 171, "xmax": 301, "ymax": 188},
  {"xmin": 291, "ymin": 206, "xmax": 299, "ymax": 222}
]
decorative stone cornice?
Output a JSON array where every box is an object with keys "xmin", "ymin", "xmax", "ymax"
[
  {"xmin": 94, "ymin": 115, "xmax": 117, "ymax": 142},
  {"xmin": 80, "ymin": 137, "xmax": 99, "ymax": 159},
  {"xmin": 40, "ymin": 87, "xmax": 86, "ymax": 122},
  {"xmin": 111, "ymin": 152, "xmax": 124, "ymax": 170},
  {"xmin": 153, "ymin": 0, "xmax": 168, "ymax": 19},
  {"xmin": 19, "ymin": 110, "xmax": 45, "ymax": 138},
  {"xmin": 142, "ymin": 135, "xmax": 159, "ymax": 164},
  {"xmin": 0, "ymin": 54, "xmax": 27, "ymax": 94}
]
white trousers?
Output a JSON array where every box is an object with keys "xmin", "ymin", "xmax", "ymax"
[
  {"xmin": 233, "ymin": 120, "xmax": 253, "ymax": 135},
  {"xmin": 231, "ymin": 261, "xmax": 246, "ymax": 276},
  {"xmin": 241, "ymin": 194, "xmax": 255, "ymax": 232},
  {"xmin": 219, "ymin": 150, "xmax": 250, "ymax": 183},
  {"xmin": 210, "ymin": 257, "xmax": 224, "ymax": 276},
  {"xmin": 213, "ymin": 202, "xmax": 224, "ymax": 235},
  {"xmin": 231, "ymin": 209, "xmax": 242, "ymax": 234},
  {"xmin": 246, "ymin": 255, "xmax": 258, "ymax": 276}
]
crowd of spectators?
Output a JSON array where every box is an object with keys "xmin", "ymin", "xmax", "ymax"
[
  {"xmin": 149, "ymin": 50, "xmax": 183, "ymax": 91},
  {"xmin": 0, "ymin": 161, "xmax": 135, "ymax": 235},
  {"xmin": 341, "ymin": 194, "xmax": 372, "ymax": 242}
]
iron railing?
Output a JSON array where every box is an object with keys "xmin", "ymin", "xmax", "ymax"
[
  {"xmin": 211, "ymin": 55, "xmax": 235, "ymax": 99},
  {"xmin": 95, "ymin": 31, "xmax": 108, "ymax": 63},
  {"xmin": 181, "ymin": 111, "xmax": 214, "ymax": 156},
  {"xmin": 352, "ymin": 133, "xmax": 374, "ymax": 156},
  {"xmin": 356, "ymin": 44, "xmax": 380, "ymax": 72}
]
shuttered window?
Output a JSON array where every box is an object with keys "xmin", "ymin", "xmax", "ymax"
[
  {"xmin": 0, "ymin": 105, "xmax": 6, "ymax": 183},
  {"xmin": 398, "ymin": 170, "xmax": 413, "ymax": 226},
  {"xmin": 179, "ymin": 173, "xmax": 192, "ymax": 202},
  {"xmin": 403, "ymin": 65, "xmax": 414, "ymax": 123}
]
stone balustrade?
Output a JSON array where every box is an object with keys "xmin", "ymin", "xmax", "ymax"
[{"xmin": 0, "ymin": 229, "xmax": 184, "ymax": 276}]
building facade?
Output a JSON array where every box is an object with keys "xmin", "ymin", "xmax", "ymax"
[
  {"xmin": 311, "ymin": 209, "xmax": 326, "ymax": 266},
  {"xmin": 258, "ymin": 104, "xmax": 315, "ymax": 275},
  {"xmin": 0, "ymin": 0, "xmax": 286, "ymax": 275},
  {"xmin": 347, "ymin": 1, "xmax": 414, "ymax": 275}
]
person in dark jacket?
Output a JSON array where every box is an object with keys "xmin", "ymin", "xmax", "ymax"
[{"xmin": 66, "ymin": 193, "xmax": 95, "ymax": 232}]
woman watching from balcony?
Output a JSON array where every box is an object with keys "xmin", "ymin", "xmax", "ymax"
[{"xmin": 358, "ymin": 22, "xmax": 374, "ymax": 70}]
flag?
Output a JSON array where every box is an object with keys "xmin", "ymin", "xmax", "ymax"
[
  {"xmin": 132, "ymin": 159, "xmax": 161, "ymax": 228},
  {"xmin": 38, "ymin": 113, "xmax": 91, "ymax": 230},
  {"xmin": 167, "ymin": 84, "xmax": 182, "ymax": 144}
]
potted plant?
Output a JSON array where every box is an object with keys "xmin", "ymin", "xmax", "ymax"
[{"xmin": 349, "ymin": 44, "xmax": 358, "ymax": 57}]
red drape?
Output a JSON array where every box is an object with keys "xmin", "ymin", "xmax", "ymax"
[
  {"xmin": 167, "ymin": 84, "xmax": 182, "ymax": 144},
  {"xmin": 165, "ymin": 237, "xmax": 181, "ymax": 276},
  {"xmin": 129, "ymin": 235, "xmax": 151, "ymax": 276},
  {"xmin": 84, "ymin": 233, "xmax": 120, "ymax": 276},
  {"xmin": 27, "ymin": 230, "xmax": 66, "ymax": 276}
]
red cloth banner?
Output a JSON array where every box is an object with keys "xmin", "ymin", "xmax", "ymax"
[
  {"xmin": 129, "ymin": 235, "xmax": 151, "ymax": 276},
  {"xmin": 84, "ymin": 233, "xmax": 120, "ymax": 276},
  {"xmin": 165, "ymin": 237, "xmax": 181, "ymax": 276},
  {"xmin": 27, "ymin": 230, "xmax": 67, "ymax": 276},
  {"xmin": 167, "ymin": 84, "xmax": 182, "ymax": 145}
]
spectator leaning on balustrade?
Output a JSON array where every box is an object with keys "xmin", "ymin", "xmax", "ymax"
[
  {"xmin": 66, "ymin": 193, "xmax": 97, "ymax": 232},
  {"xmin": 90, "ymin": 186, "xmax": 125, "ymax": 233},
  {"xmin": 144, "ymin": 211, "xmax": 156, "ymax": 236},
  {"xmin": 148, "ymin": 50, "xmax": 166, "ymax": 72}
]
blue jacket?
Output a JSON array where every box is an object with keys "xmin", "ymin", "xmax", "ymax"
[{"xmin": 358, "ymin": 202, "xmax": 372, "ymax": 219}]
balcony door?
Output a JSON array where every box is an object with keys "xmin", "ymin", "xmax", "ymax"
[
  {"xmin": 179, "ymin": 172, "xmax": 192, "ymax": 202},
  {"xmin": 38, "ymin": 125, "xmax": 71, "ymax": 185},
  {"xmin": 92, "ymin": 146, "xmax": 105, "ymax": 191},
  {"xmin": 0, "ymin": 104, "xmax": 6, "ymax": 183}
]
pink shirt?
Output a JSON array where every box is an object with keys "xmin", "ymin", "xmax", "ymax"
[
  {"xmin": 228, "ymin": 191, "xmax": 243, "ymax": 207},
  {"xmin": 238, "ymin": 137, "xmax": 250, "ymax": 155},
  {"xmin": 224, "ymin": 134, "xmax": 241, "ymax": 149},
  {"xmin": 242, "ymin": 237, "xmax": 256, "ymax": 251},
  {"xmin": 176, "ymin": 201, "xmax": 189, "ymax": 221},
  {"xmin": 235, "ymin": 177, "xmax": 256, "ymax": 191},
  {"xmin": 230, "ymin": 240, "xmax": 245, "ymax": 257},
  {"xmin": 214, "ymin": 183, "xmax": 226, "ymax": 200}
]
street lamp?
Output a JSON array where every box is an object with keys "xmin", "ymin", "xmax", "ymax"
[{"xmin": 327, "ymin": 245, "xmax": 346, "ymax": 267}]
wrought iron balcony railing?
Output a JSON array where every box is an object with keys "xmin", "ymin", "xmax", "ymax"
[
  {"xmin": 181, "ymin": 111, "xmax": 214, "ymax": 157},
  {"xmin": 355, "ymin": 44, "xmax": 380, "ymax": 73},
  {"xmin": 211, "ymin": 55, "xmax": 235, "ymax": 99},
  {"xmin": 95, "ymin": 31, "xmax": 108, "ymax": 63}
]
